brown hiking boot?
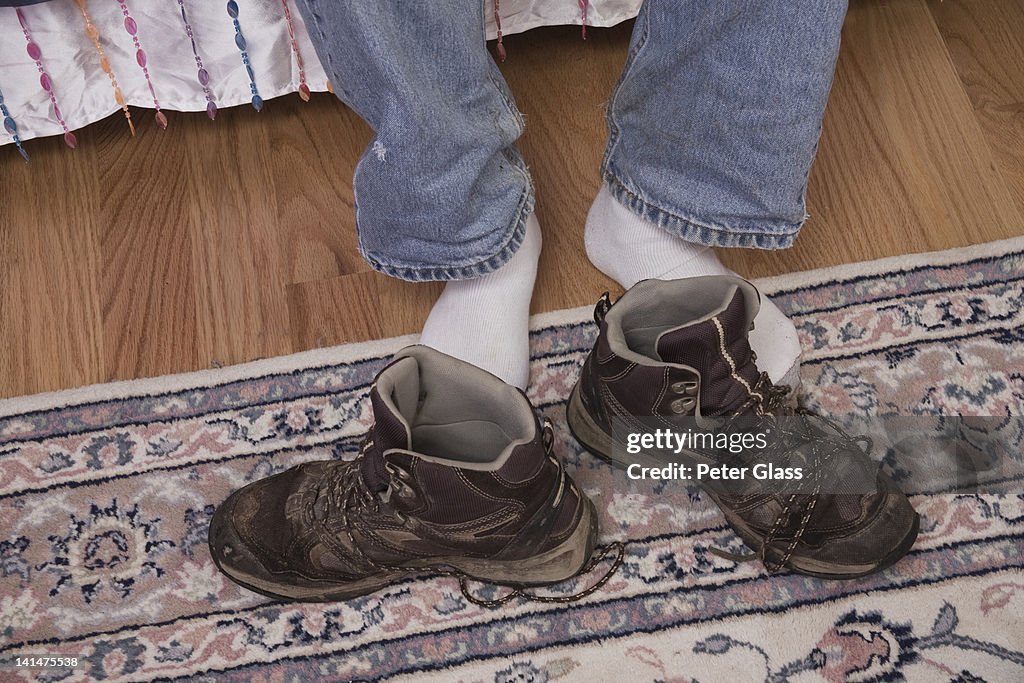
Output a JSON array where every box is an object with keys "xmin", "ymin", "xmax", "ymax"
[
  {"xmin": 209, "ymin": 345, "xmax": 605, "ymax": 603},
  {"xmin": 566, "ymin": 276, "xmax": 919, "ymax": 578}
]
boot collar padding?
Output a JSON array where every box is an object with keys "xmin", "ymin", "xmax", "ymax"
[
  {"xmin": 375, "ymin": 346, "xmax": 537, "ymax": 470},
  {"xmin": 604, "ymin": 276, "xmax": 760, "ymax": 366}
]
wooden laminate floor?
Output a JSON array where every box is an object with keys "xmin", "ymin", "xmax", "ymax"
[{"xmin": 1, "ymin": 0, "xmax": 1023, "ymax": 399}]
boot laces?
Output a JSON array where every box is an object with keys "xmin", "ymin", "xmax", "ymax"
[
  {"xmin": 308, "ymin": 424, "xmax": 625, "ymax": 608},
  {"xmin": 712, "ymin": 372, "xmax": 873, "ymax": 573},
  {"xmin": 299, "ymin": 438, "xmax": 384, "ymax": 527}
]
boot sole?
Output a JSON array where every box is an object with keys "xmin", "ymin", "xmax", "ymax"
[
  {"xmin": 209, "ymin": 497, "xmax": 599, "ymax": 603},
  {"xmin": 566, "ymin": 382, "xmax": 920, "ymax": 579}
]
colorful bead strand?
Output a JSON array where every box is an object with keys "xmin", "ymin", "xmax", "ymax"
[
  {"xmin": 227, "ymin": 1, "xmax": 263, "ymax": 112},
  {"xmin": 493, "ymin": 0, "xmax": 506, "ymax": 61},
  {"xmin": 115, "ymin": 0, "xmax": 167, "ymax": 129},
  {"xmin": 579, "ymin": 0, "xmax": 589, "ymax": 40},
  {"xmin": 0, "ymin": 87, "xmax": 30, "ymax": 161},
  {"xmin": 16, "ymin": 8, "xmax": 76, "ymax": 148},
  {"xmin": 280, "ymin": 0, "xmax": 311, "ymax": 101},
  {"xmin": 74, "ymin": 0, "xmax": 134, "ymax": 136},
  {"xmin": 176, "ymin": 0, "xmax": 217, "ymax": 120}
]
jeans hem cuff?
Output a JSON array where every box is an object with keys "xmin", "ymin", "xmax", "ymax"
[
  {"xmin": 363, "ymin": 187, "xmax": 535, "ymax": 282},
  {"xmin": 602, "ymin": 172, "xmax": 800, "ymax": 250}
]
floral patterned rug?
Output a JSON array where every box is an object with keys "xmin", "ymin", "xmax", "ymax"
[{"xmin": 1, "ymin": 239, "xmax": 1023, "ymax": 682}]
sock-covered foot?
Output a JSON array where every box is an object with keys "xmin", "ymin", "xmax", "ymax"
[
  {"xmin": 419, "ymin": 214, "xmax": 541, "ymax": 389},
  {"xmin": 585, "ymin": 186, "xmax": 801, "ymax": 387}
]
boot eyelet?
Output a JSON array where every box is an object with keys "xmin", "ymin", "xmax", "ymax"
[
  {"xmin": 384, "ymin": 461, "xmax": 409, "ymax": 480},
  {"xmin": 670, "ymin": 397, "xmax": 696, "ymax": 414},
  {"xmin": 671, "ymin": 381, "xmax": 699, "ymax": 396}
]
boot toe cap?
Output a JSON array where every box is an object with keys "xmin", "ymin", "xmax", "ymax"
[
  {"xmin": 208, "ymin": 486, "xmax": 279, "ymax": 587},
  {"xmin": 790, "ymin": 476, "xmax": 919, "ymax": 578}
]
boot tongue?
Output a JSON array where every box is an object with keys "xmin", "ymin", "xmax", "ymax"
[
  {"xmin": 360, "ymin": 385, "xmax": 413, "ymax": 492},
  {"xmin": 655, "ymin": 287, "xmax": 761, "ymax": 416}
]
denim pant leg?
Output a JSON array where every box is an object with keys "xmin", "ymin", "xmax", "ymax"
[
  {"xmin": 294, "ymin": 0, "xmax": 534, "ymax": 281},
  {"xmin": 604, "ymin": 0, "xmax": 848, "ymax": 249}
]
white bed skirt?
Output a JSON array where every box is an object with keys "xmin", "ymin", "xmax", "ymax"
[{"xmin": 0, "ymin": 0, "xmax": 640, "ymax": 146}]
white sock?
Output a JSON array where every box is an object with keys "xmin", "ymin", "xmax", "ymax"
[
  {"xmin": 419, "ymin": 213, "xmax": 541, "ymax": 389},
  {"xmin": 585, "ymin": 186, "xmax": 802, "ymax": 386}
]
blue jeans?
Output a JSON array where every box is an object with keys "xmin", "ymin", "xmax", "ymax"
[{"xmin": 296, "ymin": 0, "xmax": 848, "ymax": 281}]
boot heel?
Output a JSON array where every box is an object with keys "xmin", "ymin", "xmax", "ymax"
[
  {"xmin": 566, "ymin": 382, "xmax": 617, "ymax": 463},
  {"xmin": 450, "ymin": 499, "xmax": 598, "ymax": 586}
]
